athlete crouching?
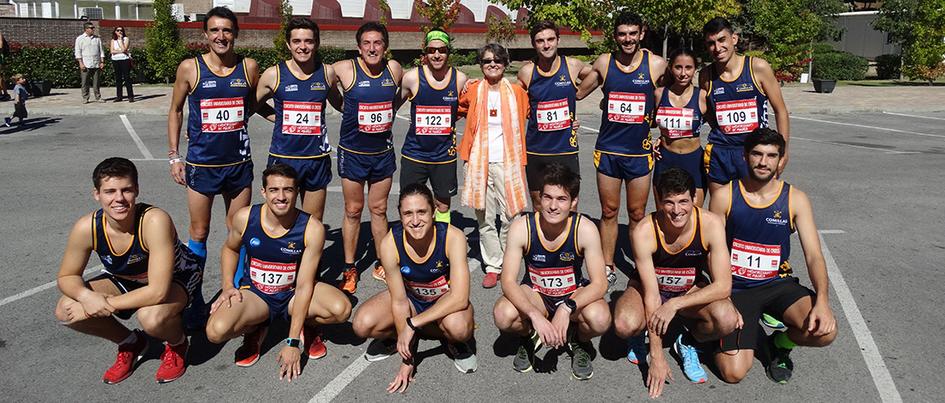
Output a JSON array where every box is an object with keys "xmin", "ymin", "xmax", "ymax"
[
  {"xmin": 204, "ymin": 163, "xmax": 351, "ymax": 381},
  {"xmin": 493, "ymin": 164, "xmax": 611, "ymax": 380}
]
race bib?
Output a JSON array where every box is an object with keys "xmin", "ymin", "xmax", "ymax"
[
  {"xmin": 607, "ymin": 92, "xmax": 647, "ymax": 123},
  {"xmin": 200, "ymin": 97, "xmax": 245, "ymax": 133},
  {"xmin": 656, "ymin": 107, "xmax": 696, "ymax": 139},
  {"xmin": 282, "ymin": 101, "xmax": 322, "ymax": 135},
  {"xmin": 730, "ymin": 239, "xmax": 780, "ymax": 280},
  {"xmin": 249, "ymin": 258, "xmax": 296, "ymax": 294},
  {"xmin": 358, "ymin": 101, "xmax": 394, "ymax": 134},
  {"xmin": 528, "ymin": 265, "xmax": 577, "ymax": 297},
  {"xmin": 536, "ymin": 99, "xmax": 571, "ymax": 131},
  {"xmin": 405, "ymin": 275, "xmax": 450, "ymax": 302},
  {"xmin": 715, "ymin": 99, "xmax": 759, "ymax": 134},
  {"xmin": 415, "ymin": 105, "xmax": 452, "ymax": 135},
  {"xmin": 655, "ymin": 267, "xmax": 696, "ymax": 294}
]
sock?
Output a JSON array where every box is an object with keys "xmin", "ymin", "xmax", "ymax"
[
  {"xmin": 434, "ymin": 209, "xmax": 451, "ymax": 224},
  {"xmin": 774, "ymin": 331, "xmax": 797, "ymax": 350},
  {"xmin": 119, "ymin": 331, "xmax": 138, "ymax": 346},
  {"xmin": 187, "ymin": 239, "xmax": 207, "ymax": 259},
  {"xmin": 233, "ymin": 246, "xmax": 247, "ymax": 288}
]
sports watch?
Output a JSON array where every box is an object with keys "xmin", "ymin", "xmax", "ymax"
[{"xmin": 285, "ymin": 338, "xmax": 301, "ymax": 348}]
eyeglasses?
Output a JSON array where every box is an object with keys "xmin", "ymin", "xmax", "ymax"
[
  {"xmin": 480, "ymin": 59, "xmax": 504, "ymax": 66},
  {"xmin": 425, "ymin": 46, "xmax": 448, "ymax": 55},
  {"xmin": 116, "ymin": 29, "xmax": 124, "ymax": 32}
]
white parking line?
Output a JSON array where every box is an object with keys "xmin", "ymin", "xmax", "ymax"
[
  {"xmin": 819, "ymin": 231, "xmax": 902, "ymax": 403},
  {"xmin": 792, "ymin": 115, "xmax": 945, "ymax": 139},
  {"xmin": 120, "ymin": 114, "xmax": 155, "ymax": 159},
  {"xmin": 882, "ymin": 111, "xmax": 945, "ymax": 121},
  {"xmin": 309, "ymin": 355, "xmax": 373, "ymax": 402},
  {"xmin": 792, "ymin": 136, "xmax": 918, "ymax": 154},
  {"xmin": 0, "ymin": 265, "xmax": 103, "ymax": 308}
]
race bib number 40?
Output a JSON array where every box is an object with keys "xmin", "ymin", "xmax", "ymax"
[
  {"xmin": 528, "ymin": 265, "xmax": 577, "ymax": 297},
  {"xmin": 415, "ymin": 105, "xmax": 452, "ymax": 135},
  {"xmin": 655, "ymin": 267, "xmax": 697, "ymax": 294},
  {"xmin": 607, "ymin": 92, "xmax": 646, "ymax": 124},
  {"xmin": 655, "ymin": 107, "xmax": 695, "ymax": 139},
  {"xmin": 716, "ymin": 99, "xmax": 759, "ymax": 134},
  {"xmin": 406, "ymin": 275, "xmax": 449, "ymax": 301},
  {"xmin": 536, "ymin": 99, "xmax": 571, "ymax": 131},
  {"xmin": 358, "ymin": 101, "xmax": 394, "ymax": 134},
  {"xmin": 249, "ymin": 258, "xmax": 296, "ymax": 294},
  {"xmin": 282, "ymin": 101, "xmax": 322, "ymax": 135},
  {"xmin": 730, "ymin": 239, "xmax": 780, "ymax": 280},
  {"xmin": 200, "ymin": 97, "xmax": 245, "ymax": 133}
]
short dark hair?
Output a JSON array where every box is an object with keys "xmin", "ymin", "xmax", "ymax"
[
  {"xmin": 744, "ymin": 127, "xmax": 787, "ymax": 157},
  {"xmin": 477, "ymin": 42, "xmax": 510, "ymax": 66},
  {"xmin": 529, "ymin": 20, "xmax": 559, "ymax": 42},
  {"xmin": 613, "ymin": 11, "xmax": 644, "ymax": 35},
  {"xmin": 540, "ymin": 163, "xmax": 581, "ymax": 199},
  {"xmin": 84, "ymin": 22, "xmax": 94, "ymax": 29},
  {"xmin": 286, "ymin": 17, "xmax": 320, "ymax": 44},
  {"xmin": 356, "ymin": 22, "xmax": 389, "ymax": 47},
  {"xmin": 662, "ymin": 48, "xmax": 698, "ymax": 87},
  {"xmin": 703, "ymin": 17, "xmax": 734, "ymax": 38},
  {"xmin": 204, "ymin": 6, "xmax": 240, "ymax": 37},
  {"xmin": 93, "ymin": 157, "xmax": 138, "ymax": 190},
  {"xmin": 262, "ymin": 163, "xmax": 299, "ymax": 188},
  {"xmin": 398, "ymin": 182, "xmax": 436, "ymax": 212},
  {"xmin": 655, "ymin": 167, "xmax": 695, "ymax": 199}
]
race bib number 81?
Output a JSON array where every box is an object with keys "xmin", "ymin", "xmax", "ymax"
[
  {"xmin": 730, "ymin": 239, "xmax": 780, "ymax": 280},
  {"xmin": 536, "ymin": 99, "xmax": 571, "ymax": 131},
  {"xmin": 282, "ymin": 101, "xmax": 322, "ymax": 135},
  {"xmin": 358, "ymin": 101, "xmax": 394, "ymax": 134},
  {"xmin": 200, "ymin": 97, "xmax": 245, "ymax": 133}
]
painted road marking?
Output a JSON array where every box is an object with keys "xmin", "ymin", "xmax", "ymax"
[
  {"xmin": 792, "ymin": 115, "xmax": 945, "ymax": 139},
  {"xmin": 0, "ymin": 265, "xmax": 103, "ymax": 308},
  {"xmin": 120, "ymin": 115, "xmax": 155, "ymax": 159},
  {"xmin": 819, "ymin": 231, "xmax": 902, "ymax": 403},
  {"xmin": 309, "ymin": 355, "xmax": 373, "ymax": 402},
  {"xmin": 792, "ymin": 136, "xmax": 918, "ymax": 155},
  {"xmin": 882, "ymin": 111, "xmax": 945, "ymax": 121}
]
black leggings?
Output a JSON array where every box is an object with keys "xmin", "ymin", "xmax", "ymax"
[{"xmin": 112, "ymin": 59, "xmax": 134, "ymax": 100}]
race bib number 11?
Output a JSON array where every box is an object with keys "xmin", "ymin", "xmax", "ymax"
[{"xmin": 730, "ymin": 239, "xmax": 780, "ymax": 280}]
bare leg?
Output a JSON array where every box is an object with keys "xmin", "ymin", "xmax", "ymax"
[
  {"xmin": 136, "ymin": 284, "xmax": 189, "ymax": 342},
  {"xmin": 186, "ymin": 189, "xmax": 214, "ymax": 243},
  {"xmin": 351, "ymin": 290, "xmax": 402, "ymax": 340},
  {"xmin": 223, "ymin": 187, "xmax": 253, "ymax": 231},
  {"xmin": 341, "ymin": 178, "xmax": 366, "ymax": 264},
  {"xmin": 492, "ymin": 285, "xmax": 548, "ymax": 336},
  {"xmin": 289, "ymin": 282, "xmax": 353, "ymax": 325},
  {"xmin": 54, "ymin": 279, "xmax": 129, "ymax": 343},
  {"xmin": 204, "ymin": 290, "xmax": 270, "ymax": 344},
  {"xmin": 300, "ymin": 189, "xmax": 327, "ymax": 222},
  {"xmin": 574, "ymin": 298, "xmax": 611, "ymax": 342},
  {"xmin": 612, "ymin": 280, "xmax": 647, "ymax": 339},
  {"xmin": 366, "ymin": 176, "xmax": 392, "ymax": 263},
  {"xmin": 597, "ymin": 172, "xmax": 623, "ymax": 266}
]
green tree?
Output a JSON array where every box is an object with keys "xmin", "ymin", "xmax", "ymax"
[
  {"xmin": 875, "ymin": 0, "xmax": 945, "ymax": 84},
  {"xmin": 487, "ymin": 13, "xmax": 516, "ymax": 45},
  {"xmin": 274, "ymin": 0, "xmax": 293, "ymax": 60},
  {"xmin": 145, "ymin": 0, "xmax": 186, "ymax": 83}
]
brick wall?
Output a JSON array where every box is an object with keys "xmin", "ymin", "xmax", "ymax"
[{"xmin": 0, "ymin": 17, "xmax": 91, "ymax": 47}]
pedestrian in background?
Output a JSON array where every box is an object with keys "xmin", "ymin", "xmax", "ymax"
[
  {"xmin": 4, "ymin": 73, "xmax": 29, "ymax": 126},
  {"xmin": 74, "ymin": 22, "xmax": 104, "ymax": 103},
  {"xmin": 110, "ymin": 26, "xmax": 134, "ymax": 102}
]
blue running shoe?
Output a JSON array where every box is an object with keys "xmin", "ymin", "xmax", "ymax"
[
  {"xmin": 674, "ymin": 334, "xmax": 707, "ymax": 383},
  {"xmin": 626, "ymin": 333, "xmax": 647, "ymax": 365},
  {"xmin": 761, "ymin": 313, "xmax": 786, "ymax": 329}
]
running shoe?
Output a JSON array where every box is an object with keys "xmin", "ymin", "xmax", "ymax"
[
  {"xmin": 102, "ymin": 330, "xmax": 147, "ymax": 384},
  {"xmin": 605, "ymin": 265, "xmax": 618, "ymax": 292},
  {"xmin": 304, "ymin": 327, "xmax": 327, "ymax": 360},
  {"xmin": 761, "ymin": 313, "xmax": 786, "ymax": 330},
  {"xmin": 513, "ymin": 330, "xmax": 542, "ymax": 373},
  {"xmin": 446, "ymin": 341, "xmax": 478, "ymax": 374},
  {"xmin": 673, "ymin": 334, "xmax": 707, "ymax": 383},
  {"xmin": 482, "ymin": 272, "xmax": 499, "ymax": 289},
  {"xmin": 364, "ymin": 338, "xmax": 397, "ymax": 362},
  {"xmin": 234, "ymin": 327, "xmax": 266, "ymax": 367},
  {"xmin": 766, "ymin": 333, "xmax": 794, "ymax": 384},
  {"xmin": 626, "ymin": 333, "xmax": 647, "ymax": 365},
  {"xmin": 372, "ymin": 264, "xmax": 386, "ymax": 282},
  {"xmin": 570, "ymin": 341, "xmax": 594, "ymax": 380},
  {"xmin": 341, "ymin": 266, "xmax": 358, "ymax": 294},
  {"xmin": 155, "ymin": 339, "xmax": 188, "ymax": 383}
]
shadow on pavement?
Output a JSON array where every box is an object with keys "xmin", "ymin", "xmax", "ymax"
[{"xmin": 0, "ymin": 117, "xmax": 61, "ymax": 134}]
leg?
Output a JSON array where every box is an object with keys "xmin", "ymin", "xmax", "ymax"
[
  {"xmin": 123, "ymin": 60, "xmax": 134, "ymax": 99},
  {"xmin": 597, "ymin": 172, "xmax": 623, "ymax": 266},
  {"xmin": 113, "ymin": 61, "xmax": 123, "ymax": 100},
  {"xmin": 574, "ymin": 298, "xmax": 611, "ymax": 342},
  {"xmin": 779, "ymin": 295, "xmax": 838, "ymax": 347},
  {"xmin": 136, "ymin": 283, "xmax": 189, "ymax": 343},
  {"xmin": 434, "ymin": 197, "xmax": 450, "ymax": 215},
  {"xmin": 680, "ymin": 298, "xmax": 741, "ymax": 342},
  {"xmin": 490, "ymin": 163, "xmax": 512, "ymax": 255},
  {"xmin": 694, "ymin": 188, "xmax": 706, "ymax": 208},
  {"xmin": 351, "ymin": 290, "xmax": 397, "ymax": 339},
  {"xmin": 341, "ymin": 178, "xmax": 366, "ymax": 264},
  {"xmin": 366, "ymin": 176, "xmax": 392, "ymax": 262},
  {"xmin": 80, "ymin": 69, "xmax": 90, "ymax": 102},
  {"xmin": 204, "ymin": 290, "xmax": 270, "ymax": 344},
  {"xmin": 300, "ymin": 189, "xmax": 327, "ymax": 222},
  {"xmin": 714, "ymin": 349, "xmax": 755, "ymax": 384},
  {"xmin": 625, "ymin": 171, "xmax": 651, "ymax": 231},
  {"xmin": 290, "ymin": 282, "xmax": 353, "ymax": 325},
  {"xmin": 439, "ymin": 301, "xmax": 475, "ymax": 343},
  {"xmin": 476, "ymin": 163, "xmax": 506, "ymax": 274},
  {"xmin": 186, "ymin": 188, "xmax": 214, "ymax": 243},
  {"xmin": 54, "ymin": 278, "xmax": 129, "ymax": 343},
  {"xmin": 492, "ymin": 285, "xmax": 547, "ymax": 336},
  {"xmin": 707, "ymin": 181, "xmax": 725, "ymax": 202},
  {"xmin": 92, "ymin": 68, "xmax": 101, "ymax": 100},
  {"xmin": 612, "ymin": 280, "xmax": 647, "ymax": 339},
  {"xmin": 223, "ymin": 186, "xmax": 253, "ymax": 231}
]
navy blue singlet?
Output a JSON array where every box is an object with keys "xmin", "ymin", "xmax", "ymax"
[
  {"xmin": 526, "ymin": 56, "xmax": 578, "ymax": 155},
  {"xmin": 706, "ymin": 56, "xmax": 769, "ymax": 147},
  {"xmin": 186, "ymin": 55, "xmax": 252, "ymax": 166},
  {"xmin": 598, "ymin": 50, "xmax": 656, "ymax": 156},
  {"xmin": 401, "ymin": 66, "xmax": 458, "ymax": 164},
  {"xmin": 393, "ymin": 221, "xmax": 451, "ymax": 308},
  {"xmin": 522, "ymin": 212, "xmax": 585, "ymax": 302},
  {"xmin": 93, "ymin": 203, "xmax": 196, "ymax": 282},
  {"xmin": 270, "ymin": 61, "xmax": 331, "ymax": 159},
  {"xmin": 651, "ymin": 208, "xmax": 708, "ymax": 299},
  {"xmin": 726, "ymin": 180, "xmax": 794, "ymax": 290},
  {"xmin": 339, "ymin": 59, "xmax": 398, "ymax": 154},
  {"xmin": 655, "ymin": 86, "xmax": 703, "ymax": 140},
  {"xmin": 240, "ymin": 205, "xmax": 310, "ymax": 302}
]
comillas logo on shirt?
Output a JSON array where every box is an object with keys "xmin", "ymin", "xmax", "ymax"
[
  {"xmin": 280, "ymin": 241, "xmax": 302, "ymax": 255},
  {"xmin": 684, "ymin": 250, "xmax": 703, "ymax": 257},
  {"xmin": 229, "ymin": 78, "xmax": 248, "ymax": 88},
  {"xmin": 532, "ymin": 254, "xmax": 546, "ymax": 262},
  {"xmin": 201, "ymin": 81, "xmax": 217, "ymax": 89},
  {"xmin": 249, "ymin": 237, "xmax": 261, "ymax": 247},
  {"xmin": 400, "ymin": 265, "xmax": 412, "ymax": 275},
  {"xmin": 555, "ymin": 74, "xmax": 572, "ymax": 87},
  {"xmin": 381, "ymin": 78, "xmax": 396, "ymax": 87},
  {"xmin": 443, "ymin": 90, "xmax": 457, "ymax": 102},
  {"xmin": 431, "ymin": 260, "xmax": 445, "ymax": 273},
  {"xmin": 766, "ymin": 210, "xmax": 789, "ymax": 226},
  {"xmin": 632, "ymin": 72, "xmax": 649, "ymax": 86},
  {"xmin": 311, "ymin": 82, "xmax": 327, "ymax": 91},
  {"xmin": 736, "ymin": 83, "xmax": 755, "ymax": 93},
  {"xmin": 357, "ymin": 80, "xmax": 371, "ymax": 88},
  {"xmin": 284, "ymin": 84, "xmax": 298, "ymax": 92},
  {"xmin": 101, "ymin": 255, "xmax": 113, "ymax": 265},
  {"xmin": 560, "ymin": 252, "xmax": 575, "ymax": 262},
  {"xmin": 127, "ymin": 254, "xmax": 145, "ymax": 265},
  {"xmin": 713, "ymin": 87, "xmax": 725, "ymax": 96}
]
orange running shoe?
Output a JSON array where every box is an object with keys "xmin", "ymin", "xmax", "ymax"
[
  {"xmin": 234, "ymin": 327, "xmax": 267, "ymax": 367},
  {"xmin": 341, "ymin": 266, "xmax": 359, "ymax": 294},
  {"xmin": 304, "ymin": 327, "xmax": 327, "ymax": 360},
  {"xmin": 155, "ymin": 338, "xmax": 188, "ymax": 383},
  {"xmin": 372, "ymin": 264, "xmax": 386, "ymax": 282},
  {"xmin": 102, "ymin": 330, "xmax": 147, "ymax": 384}
]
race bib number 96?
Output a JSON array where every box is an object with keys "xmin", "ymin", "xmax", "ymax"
[
  {"xmin": 358, "ymin": 101, "xmax": 394, "ymax": 134},
  {"xmin": 528, "ymin": 265, "xmax": 577, "ymax": 297},
  {"xmin": 282, "ymin": 101, "xmax": 322, "ymax": 135},
  {"xmin": 200, "ymin": 97, "xmax": 245, "ymax": 133}
]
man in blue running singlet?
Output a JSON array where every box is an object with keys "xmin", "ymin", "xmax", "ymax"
[
  {"xmin": 494, "ymin": 164, "xmax": 610, "ymax": 381},
  {"xmin": 578, "ymin": 12, "xmax": 667, "ymax": 288},
  {"xmin": 396, "ymin": 29, "xmax": 468, "ymax": 225},
  {"xmin": 330, "ymin": 22, "xmax": 404, "ymax": 294},
  {"xmin": 256, "ymin": 17, "xmax": 338, "ymax": 222},
  {"xmin": 700, "ymin": 17, "xmax": 790, "ymax": 200},
  {"xmin": 709, "ymin": 129, "xmax": 836, "ymax": 384},
  {"xmin": 351, "ymin": 183, "xmax": 477, "ymax": 393},
  {"xmin": 55, "ymin": 158, "xmax": 205, "ymax": 384},
  {"xmin": 205, "ymin": 164, "xmax": 352, "ymax": 380}
]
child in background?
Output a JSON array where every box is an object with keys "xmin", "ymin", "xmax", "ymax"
[{"xmin": 4, "ymin": 73, "xmax": 28, "ymax": 126}]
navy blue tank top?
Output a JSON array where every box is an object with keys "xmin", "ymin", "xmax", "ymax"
[
  {"xmin": 339, "ymin": 59, "xmax": 398, "ymax": 154},
  {"xmin": 401, "ymin": 66, "xmax": 458, "ymax": 163},
  {"xmin": 656, "ymin": 86, "xmax": 703, "ymax": 140},
  {"xmin": 706, "ymin": 56, "xmax": 769, "ymax": 147},
  {"xmin": 726, "ymin": 180, "xmax": 794, "ymax": 290},
  {"xmin": 526, "ymin": 56, "xmax": 578, "ymax": 155},
  {"xmin": 393, "ymin": 221, "xmax": 451, "ymax": 302},
  {"xmin": 270, "ymin": 61, "xmax": 331, "ymax": 158},
  {"xmin": 186, "ymin": 55, "xmax": 252, "ymax": 166},
  {"xmin": 651, "ymin": 208, "xmax": 708, "ymax": 299},
  {"xmin": 240, "ymin": 205, "xmax": 310, "ymax": 299},
  {"xmin": 522, "ymin": 212, "xmax": 585, "ymax": 298},
  {"xmin": 598, "ymin": 50, "xmax": 656, "ymax": 155},
  {"xmin": 93, "ymin": 203, "xmax": 196, "ymax": 282}
]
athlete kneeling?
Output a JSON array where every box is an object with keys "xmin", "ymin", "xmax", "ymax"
[
  {"xmin": 614, "ymin": 167, "xmax": 740, "ymax": 397},
  {"xmin": 493, "ymin": 164, "xmax": 611, "ymax": 380},
  {"xmin": 55, "ymin": 157, "xmax": 204, "ymax": 384},
  {"xmin": 205, "ymin": 163, "xmax": 351, "ymax": 381}
]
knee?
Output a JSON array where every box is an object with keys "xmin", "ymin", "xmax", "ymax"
[
  {"xmin": 351, "ymin": 309, "xmax": 377, "ymax": 339},
  {"xmin": 205, "ymin": 317, "xmax": 233, "ymax": 344},
  {"xmin": 492, "ymin": 301, "xmax": 519, "ymax": 332},
  {"xmin": 137, "ymin": 308, "xmax": 173, "ymax": 335},
  {"xmin": 600, "ymin": 203, "xmax": 619, "ymax": 220},
  {"xmin": 810, "ymin": 327, "xmax": 838, "ymax": 347},
  {"xmin": 189, "ymin": 222, "xmax": 210, "ymax": 241},
  {"xmin": 718, "ymin": 363, "xmax": 750, "ymax": 384},
  {"xmin": 368, "ymin": 200, "xmax": 388, "ymax": 217},
  {"xmin": 613, "ymin": 310, "xmax": 645, "ymax": 339},
  {"xmin": 344, "ymin": 201, "xmax": 364, "ymax": 219},
  {"xmin": 442, "ymin": 318, "xmax": 474, "ymax": 343},
  {"xmin": 581, "ymin": 306, "xmax": 612, "ymax": 337},
  {"xmin": 712, "ymin": 307, "xmax": 741, "ymax": 338},
  {"xmin": 628, "ymin": 207, "xmax": 646, "ymax": 223},
  {"xmin": 328, "ymin": 298, "xmax": 353, "ymax": 324}
]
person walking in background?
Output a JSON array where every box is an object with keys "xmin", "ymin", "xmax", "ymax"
[
  {"xmin": 75, "ymin": 22, "xmax": 105, "ymax": 103},
  {"xmin": 4, "ymin": 73, "xmax": 28, "ymax": 127},
  {"xmin": 0, "ymin": 31, "xmax": 9, "ymax": 101},
  {"xmin": 110, "ymin": 26, "xmax": 134, "ymax": 102}
]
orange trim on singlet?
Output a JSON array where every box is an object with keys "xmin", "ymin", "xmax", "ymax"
[
  {"xmin": 534, "ymin": 212, "xmax": 573, "ymax": 253},
  {"xmin": 402, "ymin": 225, "xmax": 438, "ymax": 265},
  {"xmin": 737, "ymin": 180, "xmax": 785, "ymax": 210},
  {"xmin": 654, "ymin": 208, "xmax": 699, "ymax": 256}
]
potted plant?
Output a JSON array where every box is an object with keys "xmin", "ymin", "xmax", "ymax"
[{"xmin": 812, "ymin": 52, "xmax": 841, "ymax": 93}]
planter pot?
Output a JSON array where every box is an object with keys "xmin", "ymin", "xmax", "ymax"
[{"xmin": 812, "ymin": 79, "xmax": 836, "ymax": 94}]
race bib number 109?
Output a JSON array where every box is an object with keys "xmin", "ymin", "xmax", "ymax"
[{"xmin": 716, "ymin": 99, "xmax": 759, "ymax": 135}]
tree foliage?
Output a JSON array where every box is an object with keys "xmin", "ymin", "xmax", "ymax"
[
  {"xmin": 144, "ymin": 0, "xmax": 186, "ymax": 83},
  {"xmin": 875, "ymin": 0, "xmax": 945, "ymax": 83},
  {"xmin": 486, "ymin": 13, "xmax": 516, "ymax": 45},
  {"xmin": 273, "ymin": 0, "xmax": 293, "ymax": 61}
]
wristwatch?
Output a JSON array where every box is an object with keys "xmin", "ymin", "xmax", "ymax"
[{"xmin": 285, "ymin": 338, "xmax": 301, "ymax": 348}]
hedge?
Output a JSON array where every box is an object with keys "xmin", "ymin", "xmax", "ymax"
[
  {"xmin": 875, "ymin": 54, "xmax": 901, "ymax": 80},
  {"xmin": 812, "ymin": 49, "xmax": 868, "ymax": 81}
]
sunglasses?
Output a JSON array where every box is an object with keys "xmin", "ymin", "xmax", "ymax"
[
  {"xmin": 116, "ymin": 29, "xmax": 124, "ymax": 32},
  {"xmin": 480, "ymin": 59, "xmax": 504, "ymax": 66},
  {"xmin": 425, "ymin": 46, "xmax": 448, "ymax": 55}
]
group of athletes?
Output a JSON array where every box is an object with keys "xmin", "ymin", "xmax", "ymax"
[{"xmin": 54, "ymin": 6, "xmax": 838, "ymax": 397}]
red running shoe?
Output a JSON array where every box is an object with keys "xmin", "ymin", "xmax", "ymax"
[
  {"xmin": 155, "ymin": 339, "xmax": 188, "ymax": 383},
  {"xmin": 304, "ymin": 327, "xmax": 327, "ymax": 360},
  {"xmin": 482, "ymin": 272, "xmax": 499, "ymax": 289},
  {"xmin": 234, "ymin": 327, "xmax": 267, "ymax": 367},
  {"xmin": 102, "ymin": 330, "xmax": 147, "ymax": 384}
]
